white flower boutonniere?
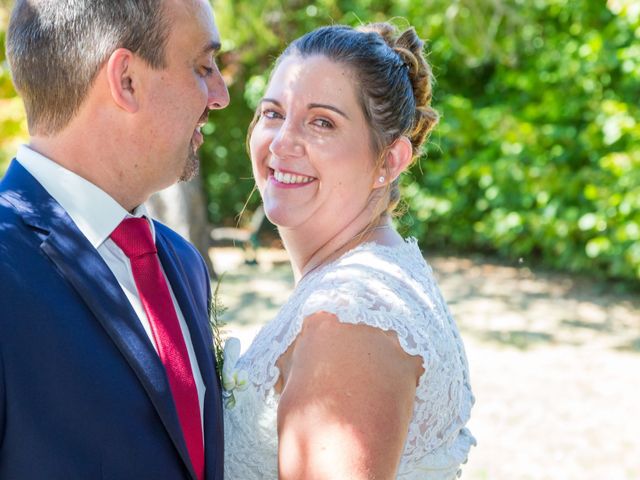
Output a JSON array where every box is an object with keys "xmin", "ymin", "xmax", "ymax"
[{"xmin": 221, "ymin": 337, "xmax": 249, "ymax": 409}]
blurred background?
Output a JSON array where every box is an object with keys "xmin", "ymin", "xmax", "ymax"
[
  {"xmin": 2, "ymin": 0, "xmax": 640, "ymax": 284},
  {"xmin": 1, "ymin": 0, "xmax": 639, "ymax": 478}
]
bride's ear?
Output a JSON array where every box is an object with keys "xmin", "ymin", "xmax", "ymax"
[{"xmin": 372, "ymin": 136, "xmax": 413, "ymax": 189}]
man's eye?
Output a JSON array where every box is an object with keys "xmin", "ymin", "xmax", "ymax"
[{"xmin": 201, "ymin": 66, "xmax": 214, "ymax": 77}]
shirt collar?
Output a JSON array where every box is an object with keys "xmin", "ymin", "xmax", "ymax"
[{"xmin": 16, "ymin": 144, "xmax": 156, "ymax": 248}]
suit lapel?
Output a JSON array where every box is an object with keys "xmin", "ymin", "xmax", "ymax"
[
  {"xmin": 156, "ymin": 231, "xmax": 223, "ymax": 479},
  {"xmin": 0, "ymin": 161, "xmax": 197, "ymax": 479}
]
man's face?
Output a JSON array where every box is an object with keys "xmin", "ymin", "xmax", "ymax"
[{"xmin": 136, "ymin": 0, "xmax": 229, "ymax": 190}]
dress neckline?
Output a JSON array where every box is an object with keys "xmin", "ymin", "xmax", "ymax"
[{"xmin": 299, "ymin": 237, "xmax": 420, "ymax": 284}]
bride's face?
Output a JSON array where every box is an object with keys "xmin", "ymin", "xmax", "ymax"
[{"xmin": 249, "ymin": 54, "xmax": 379, "ymax": 234}]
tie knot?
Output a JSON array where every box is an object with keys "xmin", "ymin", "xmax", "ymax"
[{"xmin": 110, "ymin": 217, "xmax": 157, "ymax": 258}]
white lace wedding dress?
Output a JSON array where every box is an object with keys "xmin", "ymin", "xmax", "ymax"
[{"xmin": 223, "ymin": 239, "xmax": 475, "ymax": 479}]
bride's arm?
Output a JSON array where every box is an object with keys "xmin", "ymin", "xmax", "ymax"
[{"xmin": 277, "ymin": 312, "xmax": 424, "ymax": 480}]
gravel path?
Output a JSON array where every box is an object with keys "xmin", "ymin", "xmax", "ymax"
[{"xmin": 210, "ymin": 247, "xmax": 640, "ymax": 480}]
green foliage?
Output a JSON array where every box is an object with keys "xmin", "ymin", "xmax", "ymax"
[
  {"xmin": 0, "ymin": 5, "xmax": 28, "ymax": 171},
  {"xmin": 206, "ymin": 0, "xmax": 640, "ymax": 283},
  {"xmin": 1, "ymin": 0, "xmax": 638, "ymax": 283},
  {"xmin": 209, "ymin": 273, "xmax": 228, "ymax": 381},
  {"xmin": 402, "ymin": 0, "xmax": 640, "ymax": 281}
]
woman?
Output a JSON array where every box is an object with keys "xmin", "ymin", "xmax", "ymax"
[{"xmin": 223, "ymin": 22, "xmax": 475, "ymax": 479}]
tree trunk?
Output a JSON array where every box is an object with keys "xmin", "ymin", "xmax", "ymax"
[{"xmin": 146, "ymin": 175, "xmax": 216, "ymax": 278}]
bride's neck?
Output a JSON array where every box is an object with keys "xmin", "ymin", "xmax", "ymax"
[{"xmin": 280, "ymin": 215, "xmax": 393, "ymax": 283}]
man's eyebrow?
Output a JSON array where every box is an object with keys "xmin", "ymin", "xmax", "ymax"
[{"xmin": 203, "ymin": 40, "xmax": 222, "ymax": 55}]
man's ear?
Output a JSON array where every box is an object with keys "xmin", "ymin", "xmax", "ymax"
[
  {"xmin": 106, "ymin": 48, "xmax": 139, "ymax": 113},
  {"xmin": 372, "ymin": 136, "xmax": 413, "ymax": 189}
]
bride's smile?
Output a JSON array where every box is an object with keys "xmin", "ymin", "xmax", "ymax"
[{"xmin": 269, "ymin": 168, "xmax": 316, "ymax": 186}]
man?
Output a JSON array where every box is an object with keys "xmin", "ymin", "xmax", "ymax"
[{"xmin": 0, "ymin": 0, "xmax": 229, "ymax": 478}]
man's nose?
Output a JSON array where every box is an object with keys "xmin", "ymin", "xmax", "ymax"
[{"xmin": 207, "ymin": 67, "xmax": 230, "ymax": 110}]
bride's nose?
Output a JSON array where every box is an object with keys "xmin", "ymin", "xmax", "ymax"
[{"xmin": 269, "ymin": 120, "xmax": 304, "ymax": 158}]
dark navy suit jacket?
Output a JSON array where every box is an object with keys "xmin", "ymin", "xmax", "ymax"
[{"xmin": 0, "ymin": 160, "xmax": 224, "ymax": 479}]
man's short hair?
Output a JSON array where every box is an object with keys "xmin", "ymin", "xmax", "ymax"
[{"xmin": 7, "ymin": 0, "xmax": 170, "ymax": 135}]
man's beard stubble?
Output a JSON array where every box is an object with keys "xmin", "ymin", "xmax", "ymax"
[
  {"xmin": 179, "ymin": 144, "xmax": 200, "ymax": 182},
  {"xmin": 180, "ymin": 109, "xmax": 209, "ymax": 182}
]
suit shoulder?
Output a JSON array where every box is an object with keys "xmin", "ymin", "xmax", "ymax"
[
  {"xmin": 153, "ymin": 220, "xmax": 212, "ymax": 304},
  {"xmin": 0, "ymin": 191, "xmax": 17, "ymax": 215},
  {"xmin": 153, "ymin": 220, "xmax": 205, "ymax": 264},
  {"xmin": 0, "ymin": 194, "xmax": 24, "ymax": 241},
  {"xmin": 153, "ymin": 220, "xmax": 193, "ymax": 248}
]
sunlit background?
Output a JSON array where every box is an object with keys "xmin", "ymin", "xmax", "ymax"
[
  {"xmin": 1, "ymin": 1, "xmax": 639, "ymax": 478},
  {"xmin": 2, "ymin": 0, "xmax": 640, "ymax": 283}
]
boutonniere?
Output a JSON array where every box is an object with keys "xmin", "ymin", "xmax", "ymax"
[
  {"xmin": 208, "ymin": 274, "xmax": 249, "ymax": 409},
  {"xmin": 209, "ymin": 273, "xmax": 228, "ymax": 382},
  {"xmin": 221, "ymin": 337, "xmax": 249, "ymax": 409}
]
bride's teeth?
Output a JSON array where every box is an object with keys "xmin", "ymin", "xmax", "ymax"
[{"xmin": 273, "ymin": 170, "xmax": 313, "ymax": 184}]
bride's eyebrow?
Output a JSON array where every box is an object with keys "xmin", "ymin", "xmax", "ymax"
[
  {"xmin": 308, "ymin": 103, "xmax": 349, "ymax": 119},
  {"xmin": 260, "ymin": 98, "xmax": 280, "ymax": 106},
  {"xmin": 258, "ymin": 99, "xmax": 349, "ymax": 120}
]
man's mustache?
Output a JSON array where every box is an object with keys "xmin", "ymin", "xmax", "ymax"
[{"xmin": 198, "ymin": 109, "xmax": 210, "ymax": 126}]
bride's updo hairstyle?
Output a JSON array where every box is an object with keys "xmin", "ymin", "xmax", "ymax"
[{"xmin": 250, "ymin": 22, "xmax": 438, "ymax": 218}]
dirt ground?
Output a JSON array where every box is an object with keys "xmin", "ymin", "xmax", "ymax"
[{"xmin": 210, "ymin": 246, "xmax": 640, "ymax": 480}]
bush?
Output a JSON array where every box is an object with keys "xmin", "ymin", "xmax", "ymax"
[
  {"xmin": 403, "ymin": 0, "xmax": 640, "ymax": 281},
  {"xmin": 207, "ymin": 0, "xmax": 640, "ymax": 282}
]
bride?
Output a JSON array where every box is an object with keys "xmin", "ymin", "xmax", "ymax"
[{"xmin": 223, "ymin": 22, "xmax": 475, "ymax": 479}]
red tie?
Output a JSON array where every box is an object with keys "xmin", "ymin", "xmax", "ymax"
[{"xmin": 111, "ymin": 217, "xmax": 204, "ymax": 480}]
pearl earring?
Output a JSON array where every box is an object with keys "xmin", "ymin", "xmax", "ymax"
[{"xmin": 378, "ymin": 176, "xmax": 385, "ymax": 183}]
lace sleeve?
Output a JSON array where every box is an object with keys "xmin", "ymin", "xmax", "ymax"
[
  {"xmin": 238, "ymin": 242, "xmax": 474, "ymax": 468},
  {"xmin": 298, "ymin": 246, "xmax": 474, "ymax": 464},
  {"xmin": 300, "ymin": 252, "xmax": 437, "ymax": 374}
]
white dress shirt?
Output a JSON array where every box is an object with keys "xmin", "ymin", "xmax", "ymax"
[{"xmin": 17, "ymin": 145, "xmax": 206, "ymax": 431}]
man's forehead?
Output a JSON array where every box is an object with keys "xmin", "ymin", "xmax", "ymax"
[
  {"xmin": 165, "ymin": 0, "xmax": 214, "ymax": 20},
  {"xmin": 164, "ymin": 0, "xmax": 221, "ymax": 50}
]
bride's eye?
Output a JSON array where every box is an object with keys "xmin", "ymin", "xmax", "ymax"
[
  {"xmin": 312, "ymin": 118, "xmax": 334, "ymax": 129},
  {"xmin": 262, "ymin": 109, "xmax": 284, "ymax": 120}
]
